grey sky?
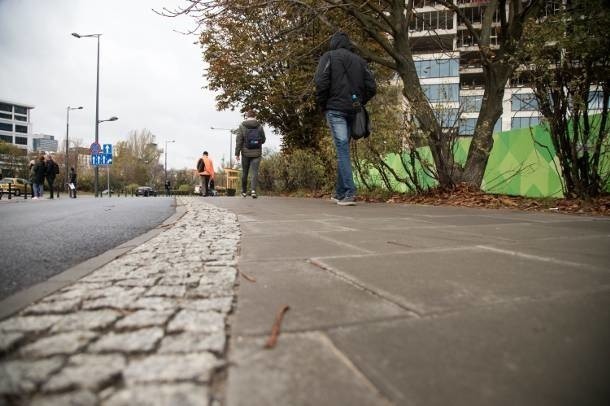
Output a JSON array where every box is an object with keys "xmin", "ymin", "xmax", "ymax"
[{"xmin": 0, "ymin": 0, "xmax": 280, "ymax": 170}]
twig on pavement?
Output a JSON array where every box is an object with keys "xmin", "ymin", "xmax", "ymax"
[
  {"xmin": 239, "ymin": 270, "xmax": 257, "ymax": 283},
  {"xmin": 264, "ymin": 305, "xmax": 290, "ymax": 349}
]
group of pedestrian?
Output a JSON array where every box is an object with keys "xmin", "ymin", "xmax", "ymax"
[
  {"xmin": 29, "ymin": 155, "xmax": 58, "ymax": 200},
  {"xmin": 196, "ymin": 32, "xmax": 374, "ymax": 205},
  {"xmin": 28, "ymin": 155, "xmax": 77, "ymax": 200}
]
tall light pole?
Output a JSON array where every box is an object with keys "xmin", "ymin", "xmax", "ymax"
[
  {"xmin": 210, "ymin": 126, "xmax": 234, "ymax": 168},
  {"xmin": 72, "ymin": 32, "xmax": 102, "ymax": 196},
  {"xmin": 65, "ymin": 106, "xmax": 83, "ymax": 190},
  {"xmin": 164, "ymin": 139, "xmax": 175, "ymax": 185}
]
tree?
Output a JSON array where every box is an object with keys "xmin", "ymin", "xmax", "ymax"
[
  {"xmin": 112, "ymin": 129, "xmax": 161, "ymax": 187},
  {"xmin": 163, "ymin": 0, "xmax": 544, "ymax": 190},
  {"xmin": 517, "ymin": 0, "xmax": 609, "ymax": 198}
]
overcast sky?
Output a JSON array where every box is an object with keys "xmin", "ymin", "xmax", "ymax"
[{"xmin": 0, "ymin": 0, "xmax": 281, "ymax": 170}]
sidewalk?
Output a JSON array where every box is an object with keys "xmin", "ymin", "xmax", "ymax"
[
  {"xmin": 1, "ymin": 196, "xmax": 609, "ymax": 405},
  {"xmin": 209, "ymin": 197, "xmax": 610, "ymax": 406}
]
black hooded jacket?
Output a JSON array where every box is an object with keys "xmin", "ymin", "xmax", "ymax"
[{"xmin": 314, "ymin": 32, "xmax": 377, "ymax": 114}]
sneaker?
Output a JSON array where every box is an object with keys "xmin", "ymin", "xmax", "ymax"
[
  {"xmin": 241, "ymin": 192, "xmax": 247, "ymax": 198},
  {"xmin": 251, "ymin": 191, "xmax": 258, "ymax": 199},
  {"xmin": 337, "ymin": 196, "xmax": 356, "ymax": 206},
  {"xmin": 330, "ymin": 195, "xmax": 343, "ymax": 203},
  {"xmin": 32, "ymin": 197, "xmax": 38, "ymax": 200}
]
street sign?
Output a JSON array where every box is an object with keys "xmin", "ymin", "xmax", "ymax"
[
  {"xmin": 91, "ymin": 154, "xmax": 113, "ymax": 166},
  {"xmin": 90, "ymin": 142, "xmax": 101, "ymax": 155},
  {"xmin": 103, "ymin": 144, "xmax": 113, "ymax": 155}
]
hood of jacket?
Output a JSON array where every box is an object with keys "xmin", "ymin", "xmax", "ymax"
[
  {"xmin": 330, "ymin": 32, "xmax": 352, "ymax": 51},
  {"xmin": 242, "ymin": 119, "xmax": 260, "ymax": 129}
]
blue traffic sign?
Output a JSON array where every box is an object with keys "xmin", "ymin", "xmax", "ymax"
[
  {"xmin": 103, "ymin": 144, "xmax": 113, "ymax": 155},
  {"xmin": 90, "ymin": 142, "xmax": 101, "ymax": 155},
  {"xmin": 91, "ymin": 154, "xmax": 113, "ymax": 166}
]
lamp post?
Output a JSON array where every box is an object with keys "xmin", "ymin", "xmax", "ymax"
[
  {"xmin": 210, "ymin": 126, "xmax": 234, "ymax": 168},
  {"xmin": 72, "ymin": 32, "xmax": 102, "ymax": 196},
  {"xmin": 65, "ymin": 106, "xmax": 83, "ymax": 191},
  {"xmin": 164, "ymin": 140, "xmax": 175, "ymax": 185}
]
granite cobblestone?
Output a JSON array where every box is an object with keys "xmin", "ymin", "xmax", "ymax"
[{"xmin": 0, "ymin": 197, "xmax": 240, "ymax": 405}]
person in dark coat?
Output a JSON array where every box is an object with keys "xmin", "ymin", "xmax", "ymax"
[
  {"xmin": 45, "ymin": 155, "xmax": 59, "ymax": 199},
  {"xmin": 69, "ymin": 167, "xmax": 77, "ymax": 198},
  {"xmin": 32, "ymin": 155, "xmax": 46, "ymax": 199},
  {"xmin": 235, "ymin": 110, "xmax": 266, "ymax": 198},
  {"xmin": 314, "ymin": 31, "xmax": 376, "ymax": 206}
]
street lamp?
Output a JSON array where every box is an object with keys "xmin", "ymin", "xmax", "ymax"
[
  {"xmin": 65, "ymin": 106, "xmax": 83, "ymax": 190},
  {"xmin": 72, "ymin": 31, "xmax": 102, "ymax": 196},
  {"xmin": 210, "ymin": 126, "xmax": 234, "ymax": 168},
  {"xmin": 98, "ymin": 116, "xmax": 118, "ymax": 124},
  {"xmin": 164, "ymin": 139, "xmax": 175, "ymax": 185}
]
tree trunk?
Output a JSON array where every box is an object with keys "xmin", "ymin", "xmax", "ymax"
[{"xmin": 461, "ymin": 63, "xmax": 510, "ymax": 187}]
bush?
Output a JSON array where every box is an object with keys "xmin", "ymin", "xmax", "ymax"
[
  {"xmin": 177, "ymin": 184, "xmax": 191, "ymax": 192},
  {"xmin": 258, "ymin": 148, "xmax": 333, "ymax": 193}
]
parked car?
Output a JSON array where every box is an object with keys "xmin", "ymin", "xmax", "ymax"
[
  {"xmin": 0, "ymin": 177, "xmax": 30, "ymax": 196},
  {"xmin": 135, "ymin": 186, "xmax": 157, "ymax": 197}
]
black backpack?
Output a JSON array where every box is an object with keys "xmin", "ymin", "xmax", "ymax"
[
  {"xmin": 245, "ymin": 126, "xmax": 262, "ymax": 149},
  {"xmin": 197, "ymin": 158, "xmax": 205, "ymax": 172}
]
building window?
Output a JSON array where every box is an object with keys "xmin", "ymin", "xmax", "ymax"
[
  {"xmin": 0, "ymin": 134, "xmax": 12, "ymax": 143},
  {"xmin": 14, "ymin": 106, "xmax": 27, "ymax": 115},
  {"xmin": 460, "ymin": 95, "xmax": 483, "ymax": 113},
  {"xmin": 434, "ymin": 108, "xmax": 460, "ymax": 127},
  {"xmin": 15, "ymin": 125, "xmax": 28, "ymax": 133},
  {"xmin": 0, "ymin": 112, "xmax": 11, "ymax": 119},
  {"xmin": 511, "ymin": 116, "xmax": 540, "ymax": 129},
  {"xmin": 415, "ymin": 59, "xmax": 459, "ymax": 78},
  {"xmin": 589, "ymin": 91, "xmax": 604, "ymax": 110},
  {"xmin": 14, "ymin": 115, "xmax": 27, "ymax": 122},
  {"xmin": 15, "ymin": 136, "xmax": 28, "ymax": 145},
  {"xmin": 459, "ymin": 117, "xmax": 502, "ymax": 135},
  {"xmin": 511, "ymin": 94, "xmax": 539, "ymax": 111},
  {"xmin": 0, "ymin": 103, "xmax": 11, "ymax": 112},
  {"xmin": 0, "ymin": 122, "xmax": 12, "ymax": 132},
  {"xmin": 422, "ymin": 83, "xmax": 459, "ymax": 102},
  {"xmin": 410, "ymin": 10, "xmax": 454, "ymax": 31}
]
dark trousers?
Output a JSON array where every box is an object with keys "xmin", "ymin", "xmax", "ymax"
[
  {"xmin": 47, "ymin": 177, "xmax": 56, "ymax": 198},
  {"xmin": 201, "ymin": 175, "xmax": 211, "ymax": 196},
  {"xmin": 241, "ymin": 156, "xmax": 261, "ymax": 193}
]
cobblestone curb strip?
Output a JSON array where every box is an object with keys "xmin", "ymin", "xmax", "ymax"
[{"xmin": 0, "ymin": 197, "xmax": 240, "ymax": 406}]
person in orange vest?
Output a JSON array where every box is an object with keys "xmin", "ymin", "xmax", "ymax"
[{"xmin": 196, "ymin": 151, "xmax": 215, "ymax": 196}]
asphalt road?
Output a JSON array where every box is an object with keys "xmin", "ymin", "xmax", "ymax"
[{"xmin": 0, "ymin": 196, "xmax": 175, "ymax": 300}]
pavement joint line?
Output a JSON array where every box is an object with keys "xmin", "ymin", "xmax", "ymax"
[
  {"xmin": 309, "ymin": 245, "xmax": 483, "ymax": 260},
  {"xmin": 316, "ymin": 331, "xmax": 396, "ymax": 406},
  {"xmin": 309, "ymin": 258, "xmax": 423, "ymax": 318},
  {"xmin": 304, "ymin": 232, "xmax": 375, "ymax": 254},
  {"xmin": 475, "ymin": 245, "xmax": 607, "ymax": 271}
]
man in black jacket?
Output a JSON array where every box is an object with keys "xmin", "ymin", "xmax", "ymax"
[
  {"xmin": 235, "ymin": 110, "xmax": 266, "ymax": 199},
  {"xmin": 314, "ymin": 31, "xmax": 376, "ymax": 206},
  {"xmin": 45, "ymin": 155, "xmax": 59, "ymax": 199}
]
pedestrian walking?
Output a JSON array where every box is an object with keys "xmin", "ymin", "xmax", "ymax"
[
  {"xmin": 69, "ymin": 167, "xmax": 77, "ymax": 198},
  {"xmin": 235, "ymin": 110, "xmax": 265, "ymax": 198},
  {"xmin": 314, "ymin": 31, "xmax": 376, "ymax": 206},
  {"xmin": 32, "ymin": 155, "xmax": 46, "ymax": 199},
  {"xmin": 196, "ymin": 151, "xmax": 215, "ymax": 196},
  {"xmin": 45, "ymin": 155, "xmax": 59, "ymax": 199}
]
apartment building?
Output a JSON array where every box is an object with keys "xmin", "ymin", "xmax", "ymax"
[
  {"xmin": 0, "ymin": 99, "xmax": 34, "ymax": 151},
  {"xmin": 409, "ymin": 0, "xmax": 602, "ymax": 136}
]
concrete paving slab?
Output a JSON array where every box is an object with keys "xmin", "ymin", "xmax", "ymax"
[
  {"xmin": 316, "ymin": 247, "xmax": 610, "ymax": 314},
  {"xmin": 233, "ymin": 260, "xmax": 409, "ymax": 336},
  {"xmin": 239, "ymin": 233, "xmax": 367, "ymax": 261},
  {"xmin": 327, "ymin": 291, "xmax": 610, "ymax": 406},
  {"xmin": 490, "ymin": 235, "xmax": 610, "ymax": 271},
  {"xmin": 226, "ymin": 333, "xmax": 392, "ymax": 406}
]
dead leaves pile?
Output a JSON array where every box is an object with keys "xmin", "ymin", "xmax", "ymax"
[{"xmin": 378, "ymin": 184, "xmax": 610, "ymax": 216}]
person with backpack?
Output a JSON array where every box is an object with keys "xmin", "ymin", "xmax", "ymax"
[
  {"xmin": 45, "ymin": 155, "xmax": 60, "ymax": 199},
  {"xmin": 235, "ymin": 110, "xmax": 266, "ymax": 198},
  {"xmin": 314, "ymin": 31, "xmax": 376, "ymax": 206},
  {"xmin": 196, "ymin": 151, "xmax": 215, "ymax": 196}
]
